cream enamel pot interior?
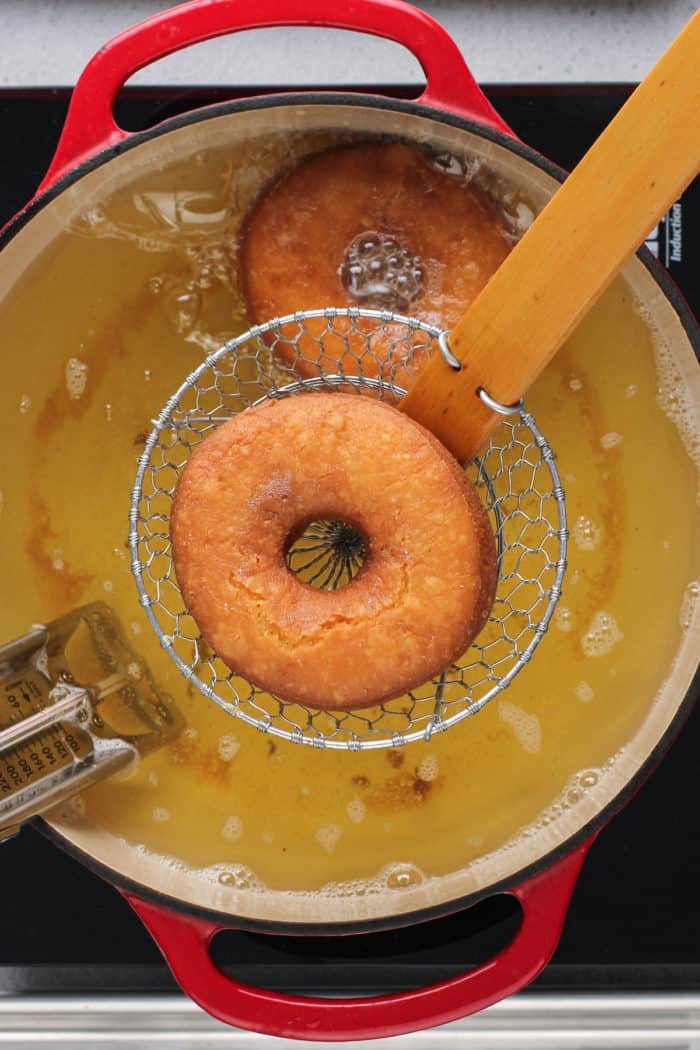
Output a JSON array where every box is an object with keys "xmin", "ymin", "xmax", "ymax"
[{"xmin": 1, "ymin": 0, "xmax": 699, "ymax": 1041}]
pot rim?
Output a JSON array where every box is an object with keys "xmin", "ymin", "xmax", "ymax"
[{"xmin": 5, "ymin": 89, "xmax": 699, "ymax": 935}]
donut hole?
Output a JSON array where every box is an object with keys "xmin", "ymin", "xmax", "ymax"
[{"xmin": 285, "ymin": 518, "xmax": 367, "ymax": 591}]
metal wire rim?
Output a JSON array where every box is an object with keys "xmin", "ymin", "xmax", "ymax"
[{"xmin": 129, "ymin": 307, "xmax": 567, "ymax": 751}]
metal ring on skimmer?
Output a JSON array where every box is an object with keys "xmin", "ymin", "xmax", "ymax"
[{"xmin": 129, "ymin": 308, "xmax": 567, "ymax": 751}]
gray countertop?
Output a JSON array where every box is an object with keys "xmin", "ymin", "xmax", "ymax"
[
  {"xmin": 2, "ymin": 0, "xmax": 699, "ymax": 88},
  {"xmin": 2, "ymin": 993, "xmax": 700, "ymax": 1047}
]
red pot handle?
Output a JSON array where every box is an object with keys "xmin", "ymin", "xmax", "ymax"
[
  {"xmin": 38, "ymin": 0, "xmax": 513, "ymax": 195},
  {"xmin": 123, "ymin": 840, "xmax": 590, "ymax": 1041}
]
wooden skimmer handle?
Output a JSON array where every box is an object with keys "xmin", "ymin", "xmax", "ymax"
[{"xmin": 401, "ymin": 10, "xmax": 700, "ymax": 462}]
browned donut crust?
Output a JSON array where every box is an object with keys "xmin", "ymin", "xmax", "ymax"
[
  {"xmin": 239, "ymin": 141, "xmax": 512, "ymax": 385},
  {"xmin": 171, "ymin": 392, "xmax": 497, "ymax": 711}
]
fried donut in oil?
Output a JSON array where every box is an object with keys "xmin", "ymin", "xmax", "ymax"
[
  {"xmin": 171, "ymin": 392, "xmax": 497, "ymax": 711},
  {"xmin": 240, "ymin": 142, "xmax": 512, "ymax": 385}
]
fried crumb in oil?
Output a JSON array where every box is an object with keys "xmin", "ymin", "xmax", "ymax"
[
  {"xmin": 267, "ymin": 740, "xmax": 277, "ymax": 757},
  {"xmin": 364, "ymin": 770, "xmax": 441, "ymax": 810},
  {"xmin": 167, "ymin": 736, "xmax": 196, "ymax": 766},
  {"xmin": 351, "ymin": 774, "xmax": 369, "ymax": 788},
  {"xmin": 134, "ymin": 432, "xmax": 148, "ymax": 447},
  {"xmin": 386, "ymin": 750, "xmax": 405, "ymax": 769},
  {"xmin": 165, "ymin": 736, "xmax": 234, "ymax": 785},
  {"xmin": 26, "ymin": 494, "xmax": 94, "ymax": 604}
]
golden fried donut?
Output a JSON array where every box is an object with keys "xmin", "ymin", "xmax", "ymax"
[
  {"xmin": 171, "ymin": 392, "xmax": 497, "ymax": 711},
  {"xmin": 240, "ymin": 142, "xmax": 512, "ymax": 384}
]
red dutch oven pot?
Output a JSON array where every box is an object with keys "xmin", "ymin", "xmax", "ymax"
[{"xmin": 2, "ymin": 0, "xmax": 699, "ymax": 1041}]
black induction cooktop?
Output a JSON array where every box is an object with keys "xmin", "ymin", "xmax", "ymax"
[{"xmin": 0, "ymin": 84, "xmax": 698, "ymax": 998}]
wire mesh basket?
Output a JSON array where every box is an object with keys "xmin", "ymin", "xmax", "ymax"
[{"xmin": 129, "ymin": 308, "xmax": 567, "ymax": 751}]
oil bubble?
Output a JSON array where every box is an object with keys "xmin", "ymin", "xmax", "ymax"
[
  {"xmin": 573, "ymin": 515, "xmax": 601, "ymax": 552},
  {"xmin": 346, "ymin": 797, "xmax": 367, "ymax": 824},
  {"xmin": 498, "ymin": 700, "xmax": 542, "ymax": 753},
  {"xmin": 340, "ymin": 230, "xmax": 423, "ymax": 310},
  {"xmin": 218, "ymin": 734, "xmax": 240, "ymax": 762},
  {"xmin": 432, "ymin": 152, "xmax": 464, "ymax": 177},
  {"xmin": 383, "ymin": 863, "xmax": 424, "ymax": 889},
  {"xmin": 514, "ymin": 200, "xmax": 534, "ymax": 230},
  {"xmin": 216, "ymin": 865, "xmax": 261, "ymax": 891},
  {"xmin": 164, "ymin": 287, "xmax": 201, "ymax": 333},
  {"xmin": 222, "ymin": 816, "xmax": 243, "ymax": 842},
  {"xmin": 82, "ymin": 206, "xmax": 105, "ymax": 228},
  {"xmin": 553, "ymin": 605, "xmax": 573, "ymax": 632},
  {"xmin": 65, "ymin": 357, "xmax": 88, "ymax": 400},
  {"xmin": 581, "ymin": 611, "xmax": 623, "ymax": 658},
  {"xmin": 315, "ymin": 824, "xmax": 342, "ymax": 853},
  {"xmin": 416, "ymin": 755, "xmax": 439, "ymax": 783},
  {"xmin": 680, "ymin": 581, "xmax": 700, "ymax": 631}
]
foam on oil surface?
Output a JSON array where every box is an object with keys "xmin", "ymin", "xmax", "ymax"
[
  {"xmin": 581, "ymin": 611, "xmax": 624, "ymax": 658},
  {"xmin": 221, "ymin": 815, "xmax": 244, "ymax": 842},
  {"xmin": 65, "ymin": 357, "xmax": 88, "ymax": 400},
  {"xmin": 346, "ymin": 797, "xmax": 367, "ymax": 824},
  {"xmin": 575, "ymin": 681, "xmax": 595, "ymax": 703},
  {"xmin": 635, "ymin": 295, "xmax": 700, "ymax": 488},
  {"xmin": 65, "ymin": 749, "xmax": 627, "ymax": 912},
  {"xmin": 680, "ymin": 581, "xmax": 700, "ymax": 630},
  {"xmin": 497, "ymin": 700, "xmax": 542, "ymax": 754},
  {"xmin": 218, "ymin": 734, "xmax": 240, "ymax": 762},
  {"xmin": 572, "ymin": 515, "xmax": 601, "ymax": 552}
]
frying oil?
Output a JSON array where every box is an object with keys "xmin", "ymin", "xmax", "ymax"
[{"xmin": 0, "ymin": 137, "xmax": 697, "ymax": 893}]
